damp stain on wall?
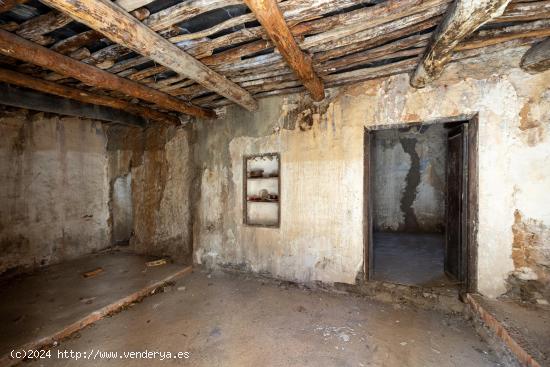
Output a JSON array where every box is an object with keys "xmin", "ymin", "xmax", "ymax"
[{"xmin": 0, "ymin": 110, "xmax": 109, "ymax": 274}]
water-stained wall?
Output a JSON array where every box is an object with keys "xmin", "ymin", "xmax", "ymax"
[
  {"xmin": 193, "ymin": 95, "xmax": 363, "ymax": 284},
  {"xmin": 0, "ymin": 110, "xmax": 110, "ymax": 274},
  {"xmin": 194, "ymin": 47, "xmax": 550, "ymax": 300},
  {"xmin": 107, "ymin": 124, "xmax": 195, "ymax": 263},
  {"xmin": 372, "ymin": 124, "xmax": 448, "ymax": 233}
]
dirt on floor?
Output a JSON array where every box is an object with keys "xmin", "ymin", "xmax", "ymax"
[{"xmin": 29, "ymin": 269, "xmax": 501, "ymax": 367}]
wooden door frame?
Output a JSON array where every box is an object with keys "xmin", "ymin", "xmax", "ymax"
[{"xmin": 363, "ymin": 115, "xmax": 479, "ymax": 292}]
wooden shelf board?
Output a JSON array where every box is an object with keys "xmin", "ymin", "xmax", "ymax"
[{"xmin": 247, "ymin": 176, "xmax": 279, "ymax": 180}]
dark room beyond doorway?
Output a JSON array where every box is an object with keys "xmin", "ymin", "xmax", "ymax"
[{"xmin": 366, "ymin": 121, "xmax": 470, "ymax": 288}]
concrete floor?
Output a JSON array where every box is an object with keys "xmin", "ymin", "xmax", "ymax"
[
  {"xmin": 0, "ymin": 251, "xmax": 188, "ymax": 359},
  {"xmin": 31, "ymin": 270, "xmax": 500, "ymax": 367},
  {"xmin": 373, "ymin": 232, "xmax": 456, "ymax": 287}
]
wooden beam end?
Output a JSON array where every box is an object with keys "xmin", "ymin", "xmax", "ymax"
[
  {"xmin": 244, "ymin": 98, "xmax": 259, "ymax": 112},
  {"xmin": 520, "ymin": 37, "xmax": 550, "ymax": 74},
  {"xmin": 410, "ymin": 65, "xmax": 429, "ymax": 89},
  {"xmin": 311, "ymin": 89, "xmax": 325, "ymax": 102}
]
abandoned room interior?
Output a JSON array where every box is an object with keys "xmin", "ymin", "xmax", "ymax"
[{"xmin": 0, "ymin": 0, "xmax": 549, "ymax": 365}]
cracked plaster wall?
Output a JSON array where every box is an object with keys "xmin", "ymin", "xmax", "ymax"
[{"xmin": 372, "ymin": 124, "xmax": 448, "ymax": 233}]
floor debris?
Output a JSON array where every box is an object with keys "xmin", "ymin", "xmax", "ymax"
[
  {"xmin": 146, "ymin": 259, "xmax": 167, "ymax": 267},
  {"xmin": 79, "ymin": 297, "xmax": 96, "ymax": 304},
  {"xmin": 82, "ymin": 267, "xmax": 103, "ymax": 278},
  {"xmin": 30, "ymin": 271, "xmax": 500, "ymax": 367}
]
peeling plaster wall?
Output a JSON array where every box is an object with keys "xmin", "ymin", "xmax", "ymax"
[
  {"xmin": 373, "ymin": 124, "xmax": 447, "ymax": 233},
  {"xmin": 107, "ymin": 125, "xmax": 194, "ymax": 263},
  {"xmin": 0, "ymin": 110, "xmax": 110, "ymax": 274},
  {"xmin": 195, "ymin": 48, "xmax": 550, "ymax": 299},
  {"xmin": 193, "ymin": 96, "xmax": 364, "ymax": 285}
]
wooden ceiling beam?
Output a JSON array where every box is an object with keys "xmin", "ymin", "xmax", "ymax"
[
  {"xmin": 410, "ymin": 0, "xmax": 512, "ymax": 88},
  {"xmin": 243, "ymin": 0, "xmax": 325, "ymax": 101},
  {"xmin": 0, "ymin": 0, "xmax": 26, "ymax": 14},
  {"xmin": 520, "ymin": 37, "xmax": 550, "ymax": 73},
  {"xmin": 0, "ymin": 83, "xmax": 146, "ymax": 126},
  {"xmin": 40, "ymin": 0, "xmax": 258, "ymax": 111},
  {"xmin": 115, "ymin": 0, "xmax": 155, "ymax": 13},
  {"xmin": 0, "ymin": 30, "xmax": 214, "ymax": 118},
  {"xmin": 0, "ymin": 68, "xmax": 179, "ymax": 124}
]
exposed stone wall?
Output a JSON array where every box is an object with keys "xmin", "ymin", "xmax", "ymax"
[
  {"xmin": 0, "ymin": 110, "xmax": 110, "ymax": 274},
  {"xmin": 194, "ymin": 47, "xmax": 550, "ymax": 299},
  {"xmin": 507, "ymin": 210, "xmax": 550, "ymax": 303},
  {"xmin": 372, "ymin": 124, "xmax": 448, "ymax": 233},
  {"xmin": 106, "ymin": 124, "xmax": 194, "ymax": 263}
]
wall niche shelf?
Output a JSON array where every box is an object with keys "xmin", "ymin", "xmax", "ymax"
[
  {"xmin": 247, "ymin": 176, "xmax": 279, "ymax": 180},
  {"xmin": 243, "ymin": 153, "xmax": 280, "ymax": 228}
]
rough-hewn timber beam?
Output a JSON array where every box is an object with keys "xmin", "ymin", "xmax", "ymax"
[
  {"xmin": 0, "ymin": 83, "xmax": 146, "ymax": 126},
  {"xmin": 410, "ymin": 0, "xmax": 512, "ymax": 88},
  {"xmin": 40, "ymin": 0, "xmax": 258, "ymax": 111},
  {"xmin": 0, "ymin": 68, "xmax": 178, "ymax": 124},
  {"xmin": 0, "ymin": 0, "xmax": 25, "ymax": 13},
  {"xmin": 243, "ymin": 0, "xmax": 325, "ymax": 101},
  {"xmin": 520, "ymin": 37, "xmax": 550, "ymax": 73},
  {"xmin": 0, "ymin": 30, "xmax": 214, "ymax": 119}
]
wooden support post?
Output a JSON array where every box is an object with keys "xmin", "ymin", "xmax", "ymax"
[
  {"xmin": 0, "ymin": 30, "xmax": 215, "ymax": 119},
  {"xmin": 410, "ymin": 0, "xmax": 512, "ymax": 88},
  {"xmin": 520, "ymin": 37, "xmax": 550, "ymax": 73},
  {"xmin": 0, "ymin": 68, "xmax": 179, "ymax": 124},
  {"xmin": 243, "ymin": 0, "xmax": 325, "ymax": 101},
  {"xmin": 0, "ymin": 84, "xmax": 146, "ymax": 126},
  {"xmin": 40, "ymin": 0, "xmax": 258, "ymax": 111}
]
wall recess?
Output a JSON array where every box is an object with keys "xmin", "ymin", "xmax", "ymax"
[{"xmin": 243, "ymin": 153, "xmax": 280, "ymax": 227}]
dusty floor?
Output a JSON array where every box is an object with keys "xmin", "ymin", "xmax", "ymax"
[
  {"xmin": 373, "ymin": 232, "xmax": 455, "ymax": 287},
  {"xmin": 0, "ymin": 251, "xmax": 188, "ymax": 358},
  {"xmin": 30, "ymin": 270, "xmax": 501, "ymax": 367},
  {"xmin": 472, "ymin": 295, "xmax": 550, "ymax": 365}
]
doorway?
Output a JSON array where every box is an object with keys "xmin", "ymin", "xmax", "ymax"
[
  {"xmin": 364, "ymin": 117, "xmax": 478, "ymax": 292},
  {"xmin": 112, "ymin": 173, "xmax": 133, "ymax": 246}
]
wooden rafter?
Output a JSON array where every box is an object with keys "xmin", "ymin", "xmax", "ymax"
[
  {"xmin": 0, "ymin": 0, "xmax": 25, "ymax": 14},
  {"xmin": 115, "ymin": 0, "xmax": 155, "ymax": 13},
  {"xmin": 0, "ymin": 68, "xmax": 179, "ymax": 124},
  {"xmin": 243, "ymin": 0, "xmax": 324, "ymax": 101},
  {"xmin": 40, "ymin": 0, "xmax": 258, "ymax": 111},
  {"xmin": 0, "ymin": 30, "xmax": 215, "ymax": 118},
  {"xmin": 521, "ymin": 37, "xmax": 550, "ymax": 73},
  {"xmin": 0, "ymin": 84, "xmax": 146, "ymax": 126},
  {"xmin": 410, "ymin": 0, "xmax": 512, "ymax": 88}
]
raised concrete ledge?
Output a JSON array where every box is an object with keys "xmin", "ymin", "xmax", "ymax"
[
  {"xmin": 466, "ymin": 293, "xmax": 543, "ymax": 367},
  {"xmin": 0, "ymin": 264, "xmax": 192, "ymax": 367}
]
